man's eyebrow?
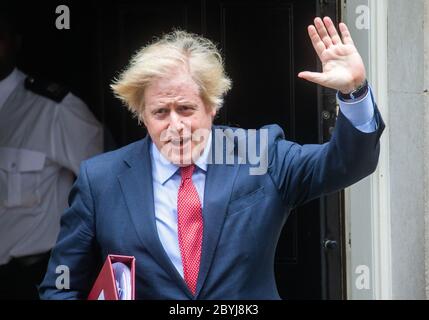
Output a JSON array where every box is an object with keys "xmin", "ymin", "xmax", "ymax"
[
  {"xmin": 176, "ymin": 100, "xmax": 198, "ymax": 106},
  {"xmin": 151, "ymin": 100, "xmax": 170, "ymax": 107}
]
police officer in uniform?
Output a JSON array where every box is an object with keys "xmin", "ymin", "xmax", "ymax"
[{"xmin": 0, "ymin": 6, "xmax": 103, "ymax": 299}]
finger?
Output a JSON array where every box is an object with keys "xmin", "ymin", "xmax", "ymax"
[
  {"xmin": 308, "ymin": 25, "xmax": 326, "ymax": 59},
  {"xmin": 298, "ymin": 71, "xmax": 328, "ymax": 86},
  {"xmin": 333, "ymin": 44, "xmax": 348, "ymax": 56},
  {"xmin": 323, "ymin": 16, "xmax": 342, "ymax": 45},
  {"xmin": 339, "ymin": 22, "xmax": 354, "ymax": 45},
  {"xmin": 314, "ymin": 17, "xmax": 333, "ymax": 48}
]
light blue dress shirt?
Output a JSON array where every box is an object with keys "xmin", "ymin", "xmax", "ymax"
[
  {"xmin": 337, "ymin": 88, "xmax": 377, "ymax": 133},
  {"xmin": 151, "ymin": 88, "xmax": 377, "ymax": 278},
  {"xmin": 151, "ymin": 134, "xmax": 211, "ymax": 278}
]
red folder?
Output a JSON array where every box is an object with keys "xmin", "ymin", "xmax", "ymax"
[{"xmin": 88, "ymin": 254, "xmax": 136, "ymax": 300}]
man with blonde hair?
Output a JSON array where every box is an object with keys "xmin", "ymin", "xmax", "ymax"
[{"xmin": 40, "ymin": 17, "xmax": 384, "ymax": 299}]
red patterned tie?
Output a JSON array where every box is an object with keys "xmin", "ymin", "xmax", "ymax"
[{"xmin": 177, "ymin": 165, "xmax": 203, "ymax": 295}]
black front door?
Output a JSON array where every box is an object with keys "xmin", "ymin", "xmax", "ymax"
[{"xmin": 17, "ymin": 0, "xmax": 345, "ymax": 299}]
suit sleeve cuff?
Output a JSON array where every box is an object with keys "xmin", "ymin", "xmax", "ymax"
[{"xmin": 337, "ymin": 87, "xmax": 376, "ymax": 133}]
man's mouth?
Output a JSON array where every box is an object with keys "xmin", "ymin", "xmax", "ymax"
[{"xmin": 169, "ymin": 137, "xmax": 191, "ymax": 147}]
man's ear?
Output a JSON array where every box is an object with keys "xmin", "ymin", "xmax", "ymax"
[
  {"xmin": 139, "ymin": 112, "xmax": 147, "ymax": 127},
  {"xmin": 142, "ymin": 118, "xmax": 147, "ymax": 128},
  {"xmin": 210, "ymin": 107, "xmax": 217, "ymax": 119},
  {"xmin": 139, "ymin": 106, "xmax": 148, "ymax": 126}
]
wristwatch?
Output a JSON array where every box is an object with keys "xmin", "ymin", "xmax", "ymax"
[{"xmin": 338, "ymin": 79, "xmax": 369, "ymax": 101}]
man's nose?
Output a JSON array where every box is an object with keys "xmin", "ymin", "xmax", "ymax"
[{"xmin": 169, "ymin": 112, "xmax": 184, "ymax": 132}]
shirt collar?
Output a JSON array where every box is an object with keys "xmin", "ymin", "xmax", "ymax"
[
  {"xmin": 150, "ymin": 131, "xmax": 212, "ymax": 185},
  {"xmin": 0, "ymin": 68, "xmax": 25, "ymax": 112}
]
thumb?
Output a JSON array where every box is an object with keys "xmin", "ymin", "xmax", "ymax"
[{"xmin": 298, "ymin": 71, "xmax": 327, "ymax": 86}]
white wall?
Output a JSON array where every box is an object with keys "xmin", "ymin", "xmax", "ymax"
[
  {"xmin": 344, "ymin": 0, "xmax": 374, "ymax": 300},
  {"xmin": 345, "ymin": 0, "xmax": 428, "ymax": 300},
  {"xmin": 345, "ymin": 0, "xmax": 392, "ymax": 300},
  {"xmin": 424, "ymin": 0, "xmax": 429, "ymax": 299},
  {"xmin": 388, "ymin": 0, "xmax": 426, "ymax": 300}
]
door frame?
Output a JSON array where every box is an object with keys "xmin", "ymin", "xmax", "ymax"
[
  {"xmin": 317, "ymin": 0, "xmax": 348, "ymax": 300},
  {"xmin": 342, "ymin": 0, "xmax": 392, "ymax": 300}
]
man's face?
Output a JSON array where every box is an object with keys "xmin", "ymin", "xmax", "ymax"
[{"xmin": 143, "ymin": 69, "xmax": 216, "ymax": 166}]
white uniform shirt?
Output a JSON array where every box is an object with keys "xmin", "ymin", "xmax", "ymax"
[{"xmin": 0, "ymin": 69, "xmax": 103, "ymax": 265}]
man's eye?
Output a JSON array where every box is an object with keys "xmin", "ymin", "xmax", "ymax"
[
  {"xmin": 155, "ymin": 109, "xmax": 168, "ymax": 115},
  {"xmin": 179, "ymin": 105, "xmax": 193, "ymax": 111}
]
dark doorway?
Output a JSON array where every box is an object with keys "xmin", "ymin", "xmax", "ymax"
[{"xmin": 16, "ymin": 0, "xmax": 345, "ymax": 299}]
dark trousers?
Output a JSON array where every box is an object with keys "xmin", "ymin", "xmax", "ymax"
[{"xmin": 0, "ymin": 251, "xmax": 51, "ymax": 300}]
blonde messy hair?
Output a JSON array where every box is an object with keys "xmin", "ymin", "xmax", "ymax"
[{"xmin": 111, "ymin": 30, "xmax": 232, "ymax": 121}]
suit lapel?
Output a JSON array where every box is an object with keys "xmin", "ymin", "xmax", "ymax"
[
  {"xmin": 117, "ymin": 137, "xmax": 193, "ymax": 298},
  {"xmin": 195, "ymin": 128, "xmax": 241, "ymax": 297}
]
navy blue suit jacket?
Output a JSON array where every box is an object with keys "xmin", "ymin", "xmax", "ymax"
[{"xmin": 40, "ymin": 105, "xmax": 384, "ymax": 300}]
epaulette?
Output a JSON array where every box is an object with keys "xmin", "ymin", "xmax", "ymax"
[{"xmin": 25, "ymin": 76, "xmax": 70, "ymax": 103}]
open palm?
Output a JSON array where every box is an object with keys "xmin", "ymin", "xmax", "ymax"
[{"xmin": 298, "ymin": 17, "xmax": 366, "ymax": 94}]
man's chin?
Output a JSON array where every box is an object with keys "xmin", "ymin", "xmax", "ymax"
[
  {"xmin": 160, "ymin": 143, "xmax": 204, "ymax": 166},
  {"xmin": 168, "ymin": 153, "xmax": 192, "ymax": 166},
  {"xmin": 159, "ymin": 146, "xmax": 190, "ymax": 165}
]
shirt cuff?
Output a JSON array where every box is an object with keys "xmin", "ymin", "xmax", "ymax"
[{"xmin": 337, "ymin": 87, "xmax": 377, "ymax": 133}]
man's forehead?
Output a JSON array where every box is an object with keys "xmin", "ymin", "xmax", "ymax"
[
  {"xmin": 145, "ymin": 75, "xmax": 202, "ymax": 104},
  {"xmin": 150, "ymin": 73, "xmax": 198, "ymax": 91},
  {"xmin": 150, "ymin": 96, "xmax": 198, "ymax": 106}
]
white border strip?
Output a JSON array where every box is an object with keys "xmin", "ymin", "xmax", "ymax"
[{"xmin": 368, "ymin": 0, "xmax": 392, "ymax": 300}]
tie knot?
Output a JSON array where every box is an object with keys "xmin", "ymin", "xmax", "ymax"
[{"xmin": 180, "ymin": 165, "xmax": 195, "ymax": 180}]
